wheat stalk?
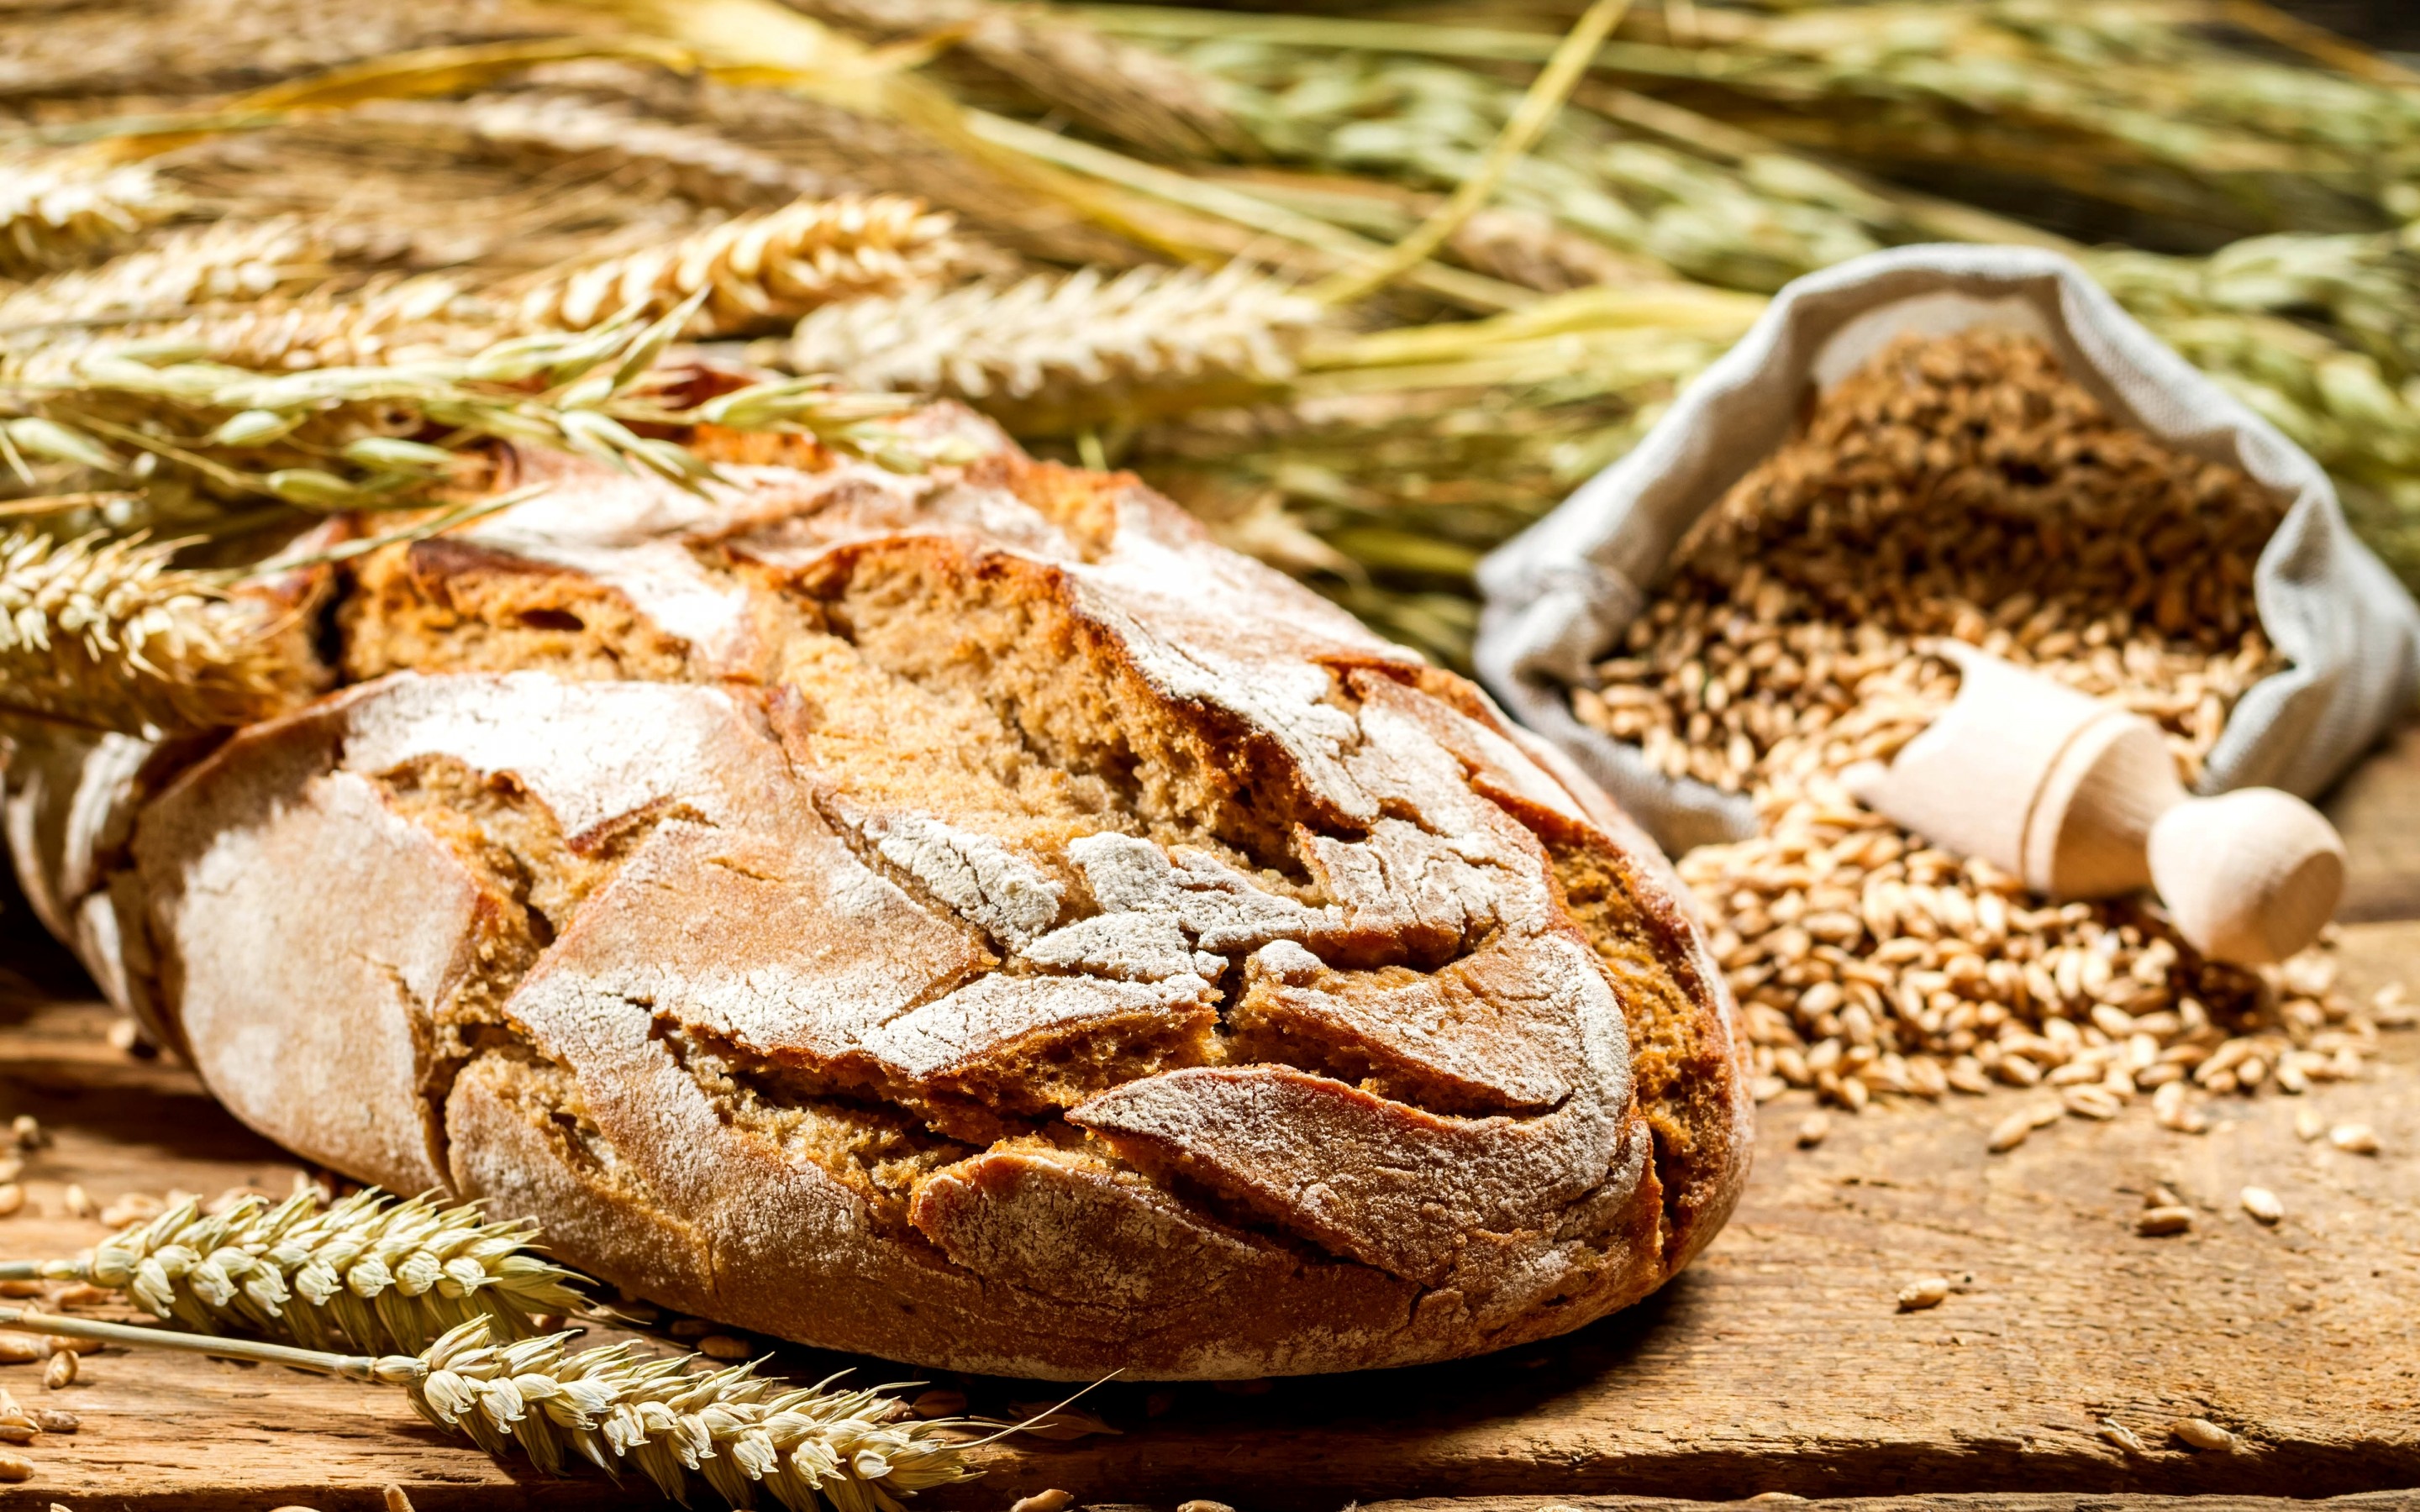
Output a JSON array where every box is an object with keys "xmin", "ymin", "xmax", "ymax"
[
  {"xmin": 788, "ymin": 261, "xmax": 1320, "ymax": 432},
  {"xmin": 0, "ymin": 1188, "xmax": 585, "ymax": 1355},
  {"xmin": 786, "ymin": 0, "xmax": 1247, "ymax": 160},
  {"xmin": 6, "ymin": 297, "xmax": 955, "ymax": 512},
  {"xmin": 0, "ymin": 1307, "xmax": 981, "ymax": 1509},
  {"xmin": 0, "ymin": 156, "xmax": 176, "ymax": 277},
  {"xmin": 0, "ymin": 525, "xmax": 308, "ymax": 733},
  {"xmin": 0, "ymin": 217, "xmax": 378, "ymax": 336},
  {"xmin": 360, "ymin": 92, "xmax": 840, "ymax": 210},
  {"xmin": 502, "ymin": 195, "xmax": 973, "ymax": 337}
]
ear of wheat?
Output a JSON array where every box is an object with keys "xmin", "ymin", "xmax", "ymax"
[
  {"xmin": 0, "ymin": 217, "xmax": 392, "ymax": 337},
  {"xmin": 504, "ymin": 195, "xmax": 975, "ymax": 337},
  {"xmin": 366, "ymin": 93, "xmax": 839, "ymax": 211},
  {"xmin": 0, "ymin": 526, "xmax": 308, "ymax": 733},
  {"xmin": 408, "ymin": 1320, "xmax": 980, "ymax": 1506},
  {"xmin": 787, "ymin": 0, "xmax": 1247, "ymax": 161},
  {"xmin": 0, "ymin": 1306, "xmax": 982, "ymax": 1510},
  {"xmin": 0, "ymin": 156, "xmax": 175, "ymax": 277},
  {"xmin": 787, "ymin": 261, "xmax": 1321, "ymax": 432},
  {"xmin": 0, "ymin": 1188, "xmax": 586, "ymax": 1355}
]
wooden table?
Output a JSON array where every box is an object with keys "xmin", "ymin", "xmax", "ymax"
[{"xmin": 3, "ymin": 731, "xmax": 2417, "ymax": 1511}]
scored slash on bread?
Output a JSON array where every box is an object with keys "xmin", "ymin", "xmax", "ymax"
[{"xmin": 8, "ymin": 409, "xmax": 1750, "ymax": 1378}]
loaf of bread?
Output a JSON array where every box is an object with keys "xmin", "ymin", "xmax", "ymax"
[{"xmin": 3, "ymin": 412, "xmax": 1749, "ymax": 1378}]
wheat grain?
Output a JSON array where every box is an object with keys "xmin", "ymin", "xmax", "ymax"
[
  {"xmin": 0, "ymin": 157, "xmax": 174, "ymax": 278},
  {"xmin": 2137, "ymin": 1206, "xmax": 2195, "ymax": 1236},
  {"xmin": 0, "ymin": 1189, "xmax": 584, "ymax": 1356},
  {"xmin": 1896, "ymin": 1276, "xmax": 1948, "ymax": 1311},
  {"xmin": 787, "ymin": 0, "xmax": 1244, "ymax": 160},
  {"xmin": 790, "ymin": 262, "xmax": 1320, "ymax": 432},
  {"xmin": 2239, "ymin": 1186, "xmax": 2284, "ymax": 1224},
  {"xmin": 0, "ymin": 218, "xmax": 381, "ymax": 338},
  {"xmin": 40, "ymin": 1351, "xmax": 73, "ymax": 1390},
  {"xmin": 0, "ymin": 527, "xmax": 307, "ymax": 734},
  {"xmin": 407, "ymin": 1318, "xmax": 979, "ymax": 1507},
  {"xmin": 504, "ymin": 196, "xmax": 969, "ymax": 337},
  {"xmin": 2328, "ymin": 1121, "xmax": 2381, "ymax": 1154},
  {"xmin": 1570, "ymin": 331, "xmax": 2382, "ymax": 1139},
  {"xmin": 2175, "ymin": 1416, "xmax": 2238, "ymax": 1452}
]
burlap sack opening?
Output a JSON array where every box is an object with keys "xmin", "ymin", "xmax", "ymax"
[{"xmin": 1474, "ymin": 245, "xmax": 2420, "ymax": 856}]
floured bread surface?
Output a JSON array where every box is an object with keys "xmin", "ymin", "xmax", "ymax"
[{"xmin": 103, "ymin": 425, "xmax": 1749, "ymax": 1378}]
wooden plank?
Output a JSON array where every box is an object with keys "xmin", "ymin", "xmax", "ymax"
[
  {"xmin": 1359, "ymin": 1498, "xmax": 2420, "ymax": 1512},
  {"xmin": 0, "ymin": 921, "xmax": 2414, "ymax": 1509},
  {"xmin": 2328, "ymin": 720, "xmax": 2420, "ymax": 923}
]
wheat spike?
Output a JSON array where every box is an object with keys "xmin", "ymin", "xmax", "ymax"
[
  {"xmin": 787, "ymin": 262, "xmax": 1320, "ymax": 428},
  {"xmin": 788, "ymin": 0, "xmax": 1244, "ymax": 160},
  {"xmin": 0, "ymin": 1305, "xmax": 982, "ymax": 1511},
  {"xmin": 505, "ymin": 195, "xmax": 971, "ymax": 337},
  {"xmin": 0, "ymin": 157, "xmax": 176, "ymax": 278},
  {"xmin": 365, "ymin": 93, "xmax": 839, "ymax": 210},
  {"xmin": 3, "ymin": 1189, "xmax": 586, "ymax": 1355},
  {"xmin": 409, "ymin": 1319, "xmax": 981, "ymax": 1505},
  {"xmin": 0, "ymin": 526, "xmax": 307, "ymax": 733},
  {"xmin": 0, "ymin": 217, "xmax": 381, "ymax": 336}
]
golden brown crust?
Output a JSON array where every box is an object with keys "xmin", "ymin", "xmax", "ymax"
[{"xmin": 92, "ymin": 428, "xmax": 1749, "ymax": 1378}]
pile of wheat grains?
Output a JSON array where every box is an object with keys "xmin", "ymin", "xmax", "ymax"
[{"xmin": 1570, "ymin": 328, "xmax": 2405, "ymax": 1144}]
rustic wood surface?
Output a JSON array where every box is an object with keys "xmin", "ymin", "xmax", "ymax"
[{"xmin": 0, "ymin": 732, "xmax": 2414, "ymax": 1510}]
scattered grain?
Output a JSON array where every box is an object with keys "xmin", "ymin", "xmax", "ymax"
[
  {"xmin": 1987, "ymin": 1109, "xmax": 2036, "ymax": 1152},
  {"xmin": 2295, "ymin": 1107, "xmax": 2327, "ymax": 1142},
  {"xmin": 0, "ymin": 1283, "xmax": 40, "ymax": 1300},
  {"xmin": 0, "ymin": 1335, "xmax": 40, "ymax": 1363},
  {"xmin": 29, "ymin": 1410, "xmax": 73, "ymax": 1434},
  {"xmin": 97, "ymin": 1193, "xmax": 162, "ymax": 1228},
  {"xmin": 2137, "ymin": 1205, "xmax": 2195, "ymax": 1236},
  {"xmin": 0, "ymin": 1158, "xmax": 18, "ymax": 1184},
  {"xmin": 2146, "ymin": 1184, "xmax": 2184, "ymax": 1210},
  {"xmin": 1578, "ymin": 333, "xmax": 2379, "ymax": 1142},
  {"xmin": 1897, "ymin": 1275, "xmax": 1949, "ymax": 1311},
  {"xmin": 696, "ymin": 1334, "xmax": 752, "ymax": 1362},
  {"xmin": 40, "ymin": 1352, "xmax": 73, "ymax": 1390},
  {"xmin": 911, "ymin": 1388, "xmax": 967, "ymax": 1419},
  {"xmin": 0, "ymin": 1420, "xmax": 28, "ymax": 1444},
  {"xmin": 60, "ymin": 1185, "xmax": 90, "ymax": 1221},
  {"xmin": 49, "ymin": 1286, "xmax": 108, "ymax": 1310},
  {"xmin": 383, "ymin": 1484, "xmax": 417, "ymax": 1512},
  {"xmin": 1011, "ymin": 1492, "xmax": 1076, "ymax": 1512},
  {"xmin": 2099, "ymin": 1419, "xmax": 2150, "ymax": 1455},
  {"xmin": 0, "ymin": 1451, "xmax": 30, "ymax": 1482},
  {"xmin": 1179, "ymin": 1502, "xmax": 1238, "ymax": 1512},
  {"xmin": 1797, "ymin": 1112, "xmax": 1831, "ymax": 1148},
  {"xmin": 2328, "ymin": 1122, "xmax": 2381, "ymax": 1155},
  {"xmin": 7, "ymin": 1117, "xmax": 42, "ymax": 1151},
  {"xmin": 2175, "ymin": 1417, "xmax": 2238, "ymax": 1452},
  {"xmin": 2239, "ymin": 1186, "xmax": 2283, "ymax": 1224}
]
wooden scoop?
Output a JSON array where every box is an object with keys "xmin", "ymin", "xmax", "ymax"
[{"xmin": 1842, "ymin": 644, "xmax": 2344, "ymax": 966}]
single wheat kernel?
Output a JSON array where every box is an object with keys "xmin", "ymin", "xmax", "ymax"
[
  {"xmin": 1897, "ymin": 1276, "xmax": 1949, "ymax": 1310},
  {"xmin": 2295, "ymin": 1107, "xmax": 2326, "ymax": 1142},
  {"xmin": 105, "ymin": 1018, "xmax": 139, "ymax": 1054},
  {"xmin": 911, "ymin": 1388, "xmax": 967, "ymax": 1418},
  {"xmin": 0, "ymin": 1185, "xmax": 20, "ymax": 1218},
  {"xmin": 29, "ymin": 1410, "xmax": 73, "ymax": 1433},
  {"xmin": 7, "ymin": 1117, "xmax": 39, "ymax": 1150},
  {"xmin": 1797, "ymin": 1112, "xmax": 1832, "ymax": 1147},
  {"xmin": 2175, "ymin": 1417, "xmax": 2237, "ymax": 1452},
  {"xmin": 1179, "ymin": 1501, "xmax": 1239, "ymax": 1512},
  {"xmin": 0, "ymin": 1158, "xmax": 18, "ymax": 1184},
  {"xmin": 0, "ymin": 1335, "xmax": 40, "ymax": 1362},
  {"xmin": 2328, "ymin": 1122, "xmax": 2381, "ymax": 1155},
  {"xmin": 1987, "ymin": 1109, "xmax": 2035, "ymax": 1152},
  {"xmin": 0, "ymin": 1420, "xmax": 29, "ymax": 1445},
  {"xmin": 0, "ymin": 1450, "xmax": 31, "ymax": 1482},
  {"xmin": 2147, "ymin": 1184, "xmax": 2183, "ymax": 1210},
  {"xmin": 0, "ymin": 1283, "xmax": 39, "ymax": 1299},
  {"xmin": 2099, "ymin": 1419, "xmax": 2149, "ymax": 1455},
  {"xmin": 2239, "ymin": 1186, "xmax": 2283, "ymax": 1224},
  {"xmin": 61, "ymin": 1184, "xmax": 91, "ymax": 1220},
  {"xmin": 50, "ymin": 1285, "xmax": 108, "ymax": 1309},
  {"xmin": 697, "ymin": 1334, "xmax": 752, "ymax": 1362},
  {"xmin": 383, "ymin": 1484, "xmax": 417, "ymax": 1512},
  {"xmin": 1012, "ymin": 1492, "xmax": 1076, "ymax": 1512},
  {"xmin": 41, "ymin": 1352, "xmax": 74, "ymax": 1390},
  {"xmin": 2137, "ymin": 1205, "xmax": 2195, "ymax": 1236}
]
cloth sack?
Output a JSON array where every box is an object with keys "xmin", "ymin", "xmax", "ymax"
[{"xmin": 1474, "ymin": 244, "xmax": 2420, "ymax": 855}]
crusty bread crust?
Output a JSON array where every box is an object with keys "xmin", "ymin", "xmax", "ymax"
[{"xmin": 38, "ymin": 420, "xmax": 1749, "ymax": 1378}]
